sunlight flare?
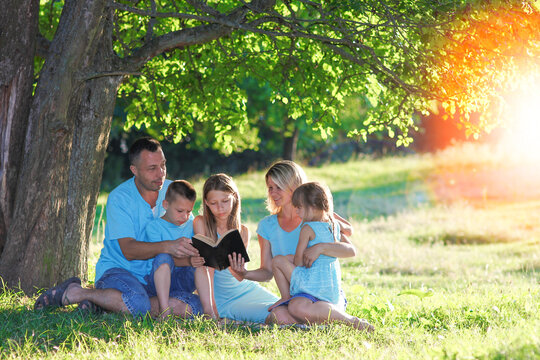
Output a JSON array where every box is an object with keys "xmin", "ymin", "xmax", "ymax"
[{"xmin": 499, "ymin": 75, "xmax": 540, "ymax": 162}]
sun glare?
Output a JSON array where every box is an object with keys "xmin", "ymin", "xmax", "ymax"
[{"xmin": 499, "ymin": 75, "xmax": 540, "ymax": 162}]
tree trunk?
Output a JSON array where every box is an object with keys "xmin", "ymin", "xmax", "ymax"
[
  {"xmin": 0, "ymin": 0, "xmax": 39, "ymax": 263},
  {"xmin": 282, "ymin": 117, "xmax": 299, "ymax": 161},
  {"xmin": 0, "ymin": 0, "xmax": 120, "ymax": 293}
]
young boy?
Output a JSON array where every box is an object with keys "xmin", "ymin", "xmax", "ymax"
[{"xmin": 144, "ymin": 180, "xmax": 217, "ymax": 319}]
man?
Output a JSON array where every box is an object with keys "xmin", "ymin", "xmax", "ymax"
[{"xmin": 34, "ymin": 137, "xmax": 201, "ymax": 317}]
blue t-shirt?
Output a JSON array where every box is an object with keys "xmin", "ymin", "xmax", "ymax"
[
  {"xmin": 144, "ymin": 217, "xmax": 194, "ymax": 244},
  {"xmin": 256, "ymin": 214, "xmax": 301, "ymax": 257},
  {"xmin": 95, "ymin": 177, "xmax": 172, "ymax": 284}
]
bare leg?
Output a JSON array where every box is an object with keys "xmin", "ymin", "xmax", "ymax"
[
  {"xmin": 271, "ymin": 255, "xmax": 296, "ymax": 303},
  {"xmin": 195, "ymin": 266, "xmax": 217, "ymax": 318},
  {"xmin": 265, "ymin": 305, "xmax": 299, "ymax": 325},
  {"xmin": 149, "ymin": 297, "xmax": 192, "ymax": 318},
  {"xmin": 61, "ymin": 284, "xmax": 129, "ymax": 313},
  {"xmin": 288, "ymin": 297, "xmax": 374, "ymax": 332},
  {"xmin": 154, "ymin": 263, "xmax": 172, "ymax": 318}
]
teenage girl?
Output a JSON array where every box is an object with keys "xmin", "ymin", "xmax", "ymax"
[
  {"xmin": 270, "ymin": 182, "xmax": 373, "ymax": 331},
  {"xmin": 193, "ymin": 173, "xmax": 279, "ymax": 323}
]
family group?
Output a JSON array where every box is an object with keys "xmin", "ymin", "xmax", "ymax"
[{"xmin": 34, "ymin": 137, "xmax": 373, "ymax": 331}]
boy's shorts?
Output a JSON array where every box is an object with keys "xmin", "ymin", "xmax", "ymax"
[{"xmin": 143, "ymin": 253, "xmax": 202, "ymax": 315}]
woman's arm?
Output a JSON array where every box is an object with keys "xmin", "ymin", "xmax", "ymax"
[
  {"xmin": 302, "ymin": 233, "xmax": 356, "ymax": 268},
  {"xmin": 334, "ymin": 212, "xmax": 353, "ymax": 237},
  {"xmin": 229, "ymin": 234, "xmax": 274, "ymax": 282}
]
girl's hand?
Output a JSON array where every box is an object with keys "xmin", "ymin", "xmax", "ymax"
[
  {"xmin": 228, "ymin": 252, "xmax": 247, "ymax": 279},
  {"xmin": 190, "ymin": 256, "xmax": 205, "ymax": 267},
  {"xmin": 303, "ymin": 244, "xmax": 323, "ymax": 268}
]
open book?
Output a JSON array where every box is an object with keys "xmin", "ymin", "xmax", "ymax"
[{"xmin": 192, "ymin": 229, "xmax": 250, "ymax": 270}]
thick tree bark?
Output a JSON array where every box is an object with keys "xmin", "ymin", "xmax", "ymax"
[
  {"xmin": 0, "ymin": 0, "xmax": 39, "ymax": 260},
  {"xmin": 0, "ymin": 0, "xmax": 119, "ymax": 292}
]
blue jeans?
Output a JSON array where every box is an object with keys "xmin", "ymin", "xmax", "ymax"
[
  {"xmin": 143, "ymin": 254, "xmax": 202, "ymax": 315},
  {"xmin": 95, "ymin": 258, "xmax": 202, "ymax": 317}
]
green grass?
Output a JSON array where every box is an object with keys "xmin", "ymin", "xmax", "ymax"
[{"xmin": 3, "ymin": 143, "xmax": 540, "ymax": 359}]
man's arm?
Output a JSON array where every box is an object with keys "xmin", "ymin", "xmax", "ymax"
[{"xmin": 118, "ymin": 237, "xmax": 198, "ymax": 260}]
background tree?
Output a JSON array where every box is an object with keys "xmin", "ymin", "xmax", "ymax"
[{"xmin": 0, "ymin": 0, "xmax": 538, "ymax": 293}]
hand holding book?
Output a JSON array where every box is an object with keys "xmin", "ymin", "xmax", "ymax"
[{"xmin": 191, "ymin": 229, "xmax": 250, "ymax": 270}]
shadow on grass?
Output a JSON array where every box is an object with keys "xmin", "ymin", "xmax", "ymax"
[
  {"xmin": 0, "ymin": 306, "xmax": 286, "ymax": 355},
  {"xmin": 505, "ymin": 265, "xmax": 540, "ymax": 279},
  {"xmin": 409, "ymin": 232, "xmax": 517, "ymax": 245},
  {"xmin": 0, "ymin": 307, "xmax": 138, "ymax": 352},
  {"xmin": 240, "ymin": 179, "xmax": 432, "ymax": 223}
]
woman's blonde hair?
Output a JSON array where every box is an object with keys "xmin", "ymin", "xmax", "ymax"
[
  {"xmin": 201, "ymin": 173, "xmax": 241, "ymax": 241},
  {"xmin": 265, "ymin": 160, "xmax": 307, "ymax": 214}
]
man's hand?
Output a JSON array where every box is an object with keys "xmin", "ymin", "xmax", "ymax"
[
  {"xmin": 302, "ymin": 244, "xmax": 323, "ymax": 268},
  {"xmin": 189, "ymin": 256, "xmax": 205, "ymax": 267},
  {"xmin": 167, "ymin": 237, "xmax": 199, "ymax": 258}
]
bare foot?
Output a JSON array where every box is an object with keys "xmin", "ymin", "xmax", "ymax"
[
  {"xmin": 268, "ymin": 297, "xmax": 290, "ymax": 312},
  {"xmin": 158, "ymin": 307, "xmax": 173, "ymax": 320},
  {"xmin": 203, "ymin": 310, "xmax": 219, "ymax": 320},
  {"xmin": 353, "ymin": 317, "xmax": 375, "ymax": 332}
]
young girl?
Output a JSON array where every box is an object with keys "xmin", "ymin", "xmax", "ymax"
[
  {"xmin": 270, "ymin": 182, "xmax": 374, "ymax": 331},
  {"xmin": 193, "ymin": 174, "xmax": 279, "ymax": 323}
]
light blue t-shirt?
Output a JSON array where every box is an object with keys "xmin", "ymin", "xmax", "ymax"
[
  {"xmin": 144, "ymin": 217, "xmax": 194, "ymax": 244},
  {"xmin": 256, "ymin": 214, "xmax": 301, "ymax": 257},
  {"xmin": 95, "ymin": 177, "xmax": 172, "ymax": 284}
]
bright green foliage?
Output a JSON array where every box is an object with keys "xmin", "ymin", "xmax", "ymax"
[{"xmin": 37, "ymin": 1, "xmax": 540, "ymax": 150}]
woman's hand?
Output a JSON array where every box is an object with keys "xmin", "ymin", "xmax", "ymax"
[
  {"xmin": 302, "ymin": 244, "xmax": 323, "ymax": 268},
  {"xmin": 228, "ymin": 252, "xmax": 247, "ymax": 279}
]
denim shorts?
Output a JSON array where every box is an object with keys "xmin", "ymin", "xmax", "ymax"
[
  {"xmin": 143, "ymin": 253, "xmax": 202, "ymax": 315},
  {"xmin": 275, "ymin": 290, "xmax": 348, "ymax": 310},
  {"xmin": 95, "ymin": 267, "xmax": 152, "ymax": 316},
  {"xmin": 95, "ymin": 259, "xmax": 202, "ymax": 317}
]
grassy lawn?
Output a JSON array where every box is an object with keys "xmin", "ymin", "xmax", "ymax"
[{"xmin": 2, "ymin": 143, "xmax": 539, "ymax": 359}]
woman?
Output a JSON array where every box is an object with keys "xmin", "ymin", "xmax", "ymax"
[{"xmin": 230, "ymin": 160, "xmax": 362, "ymax": 326}]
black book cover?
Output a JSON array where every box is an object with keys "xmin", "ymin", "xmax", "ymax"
[{"xmin": 192, "ymin": 229, "xmax": 250, "ymax": 270}]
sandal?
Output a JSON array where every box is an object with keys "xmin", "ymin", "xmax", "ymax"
[{"xmin": 34, "ymin": 276, "xmax": 81, "ymax": 310}]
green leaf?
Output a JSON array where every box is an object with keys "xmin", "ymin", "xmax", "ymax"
[{"xmin": 398, "ymin": 288, "xmax": 434, "ymax": 299}]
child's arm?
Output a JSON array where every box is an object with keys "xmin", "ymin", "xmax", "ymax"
[
  {"xmin": 228, "ymin": 225, "xmax": 250, "ymax": 281},
  {"xmin": 293, "ymin": 225, "xmax": 315, "ymax": 267},
  {"xmin": 173, "ymin": 255, "xmax": 205, "ymax": 267}
]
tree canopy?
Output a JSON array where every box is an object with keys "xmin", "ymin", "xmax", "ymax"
[{"xmin": 40, "ymin": 0, "xmax": 540, "ymax": 150}]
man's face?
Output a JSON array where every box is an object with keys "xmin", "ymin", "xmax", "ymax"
[{"xmin": 130, "ymin": 149, "xmax": 166, "ymax": 192}]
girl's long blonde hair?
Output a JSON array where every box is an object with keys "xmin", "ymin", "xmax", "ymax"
[
  {"xmin": 265, "ymin": 160, "xmax": 307, "ymax": 214},
  {"xmin": 202, "ymin": 173, "xmax": 241, "ymax": 241}
]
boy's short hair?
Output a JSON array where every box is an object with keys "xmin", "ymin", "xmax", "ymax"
[
  {"xmin": 128, "ymin": 137, "xmax": 162, "ymax": 165},
  {"xmin": 166, "ymin": 180, "xmax": 196, "ymax": 202}
]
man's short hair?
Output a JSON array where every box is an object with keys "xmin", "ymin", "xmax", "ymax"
[
  {"xmin": 166, "ymin": 180, "xmax": 197, "ymax": 202},
  {"xmin": 129, "ymin": 137, "xmax": 162, "ymax": 165}
]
